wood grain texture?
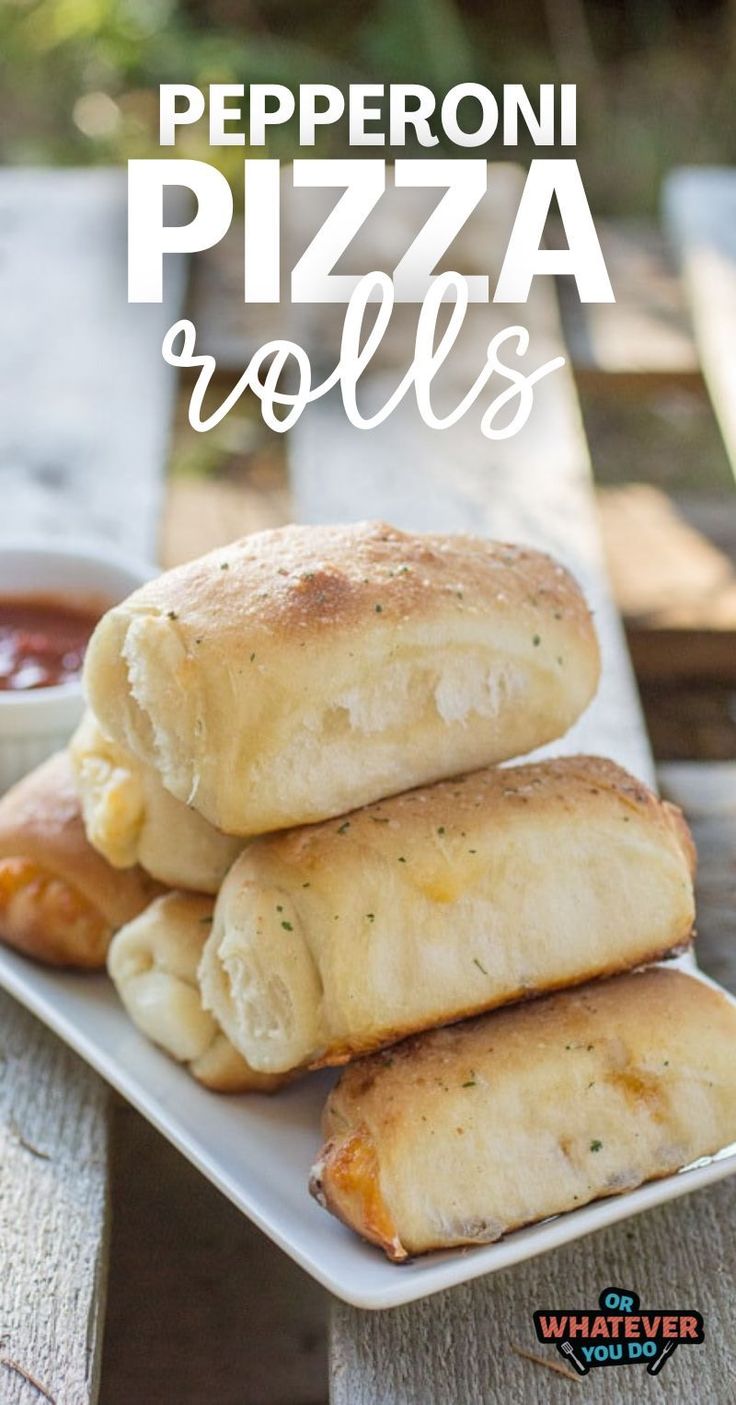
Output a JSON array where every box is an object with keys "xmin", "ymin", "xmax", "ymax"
[
  {"xmin": 0, "ymin": 996, "xmax": 109, "ymax": 1405},
  {"xmin": 664, "ymin": 167, "xmax": 736, "ymax": 484},
  {"xmin": 596, "ymin": 484, "xmax": 736, "ymax": 685},
  {"xmin": 0, "ymin": 169, "xmax": 184, "ymax": 1402},
  {"xmin": 100, "ymin": 1101, "xmax": 328, "ymax": 1405}
]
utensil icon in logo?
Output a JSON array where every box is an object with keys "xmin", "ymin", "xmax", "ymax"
[
  {"xmin": 557, "ymin": 1341, "xmax": 589, "ymax": 1376},
  {"xmin": 647, "ymin": 1340, "xmax": 678, "ymax": 1376}
]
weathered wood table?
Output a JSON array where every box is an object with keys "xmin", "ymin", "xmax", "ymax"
[
  {"xmin": 0, "ymin": 169, "xmax": 182, "ymax": 1405},
  {"xmin": 0, "ymin": 166, "xmax": 733, "ymax": 1405},
  {"xmin": 665, "ymin": 167, "xmax": 736, "ymax": 484}
]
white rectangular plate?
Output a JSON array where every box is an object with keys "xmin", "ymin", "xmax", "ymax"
[{"xmin": 1, "ymin": 945, "xmax": 734, "ymax": 1310}]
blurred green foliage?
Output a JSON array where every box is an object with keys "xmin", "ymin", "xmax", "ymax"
[{"xmin": 1, "ymin": 0, "xmax": 736, "ymax": 212}]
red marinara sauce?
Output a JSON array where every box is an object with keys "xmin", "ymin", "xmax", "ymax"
[{"xmin": 0, "ymin": 597, "xmax": 103, "ymax": 691}]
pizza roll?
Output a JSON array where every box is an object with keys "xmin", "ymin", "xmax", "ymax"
[
  {"xmin": 0, "ymin": 751, "xmax": 160, "ymax": 968},
  {"xmin": 108, "ymin": 891, "xmax": 289, "ymax": 1092},
  {"xmin": 71, "ymin": 712, "xmax": 243, "ymax": 894},
  {"xmin": 311, "ymin": 968, "xmax": 736, "ymax": 1259},
  {"xmin": 199, "ymin": 756, "xmax": 695, "ymax": 1075},
  {"xmin": 83, "ymin": 521, "xmax": 599, "ymax": 836}
]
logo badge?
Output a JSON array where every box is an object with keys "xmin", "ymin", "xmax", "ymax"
[{"xmin": 533, "ymin": 1285, "xmax": 704, "ymax": 1375}]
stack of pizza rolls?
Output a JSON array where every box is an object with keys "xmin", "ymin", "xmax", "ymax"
[
  {"xmin": 106, "ymin": 892, "xmax": 288, "ymax": 1093},
  {"xmin": 2, "ymin": 520, "xmax": 735, "ymax": 1259}
]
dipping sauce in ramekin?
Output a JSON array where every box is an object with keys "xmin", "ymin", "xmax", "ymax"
[
  {"xmin": 0, "ymin": 596, "xmax": 106, "ymax": 692},
  {"xmin": 0, "ymin": 541, "xmax": 155, "ymax": 793}
]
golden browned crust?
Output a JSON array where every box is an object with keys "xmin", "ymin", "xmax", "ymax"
[
  {"xmin": 0, "ymin": 752, "xmax": 161, "ymax": 967},
  {"xmin": 268, "ymin": 754, "xmax": 693, "ymax": 874},
  {"xmin": 199, "ymin": 755, "xmax": 695, "ymax": 1074},
  {"xmin": 90, "ymin": 522, "xmax": 595, "ymax": 642},
  {"xmin": 312, "ymin": 969, "xmax": 736, "ymax": 1259},
  {"xmin": 84, "ymin": 522, "xmax": 600, "ymax": 835},
  {"xmin": 0, "ymin": 857, "xmax": 109, "ymax": 967},
  {"xmin": 311, "ymin": 1125, "xmax": 405, "ymax": 1261}
]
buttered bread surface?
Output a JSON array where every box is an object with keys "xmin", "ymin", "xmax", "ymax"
[{"xmin": 83, "ymin": 522, "xmax": 600, "ymax": 835}]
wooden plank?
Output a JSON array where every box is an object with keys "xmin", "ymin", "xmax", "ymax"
[
  {"xmin": 281, "ymin": 166, "xmax": 732, "ymax": 1404},
  {"xmin": 596, "ymin": 484, "xmax": 736, "ymax": 683},
  {"xmin": 637, "ymin": 679, "xmax": 736, "ymax": 762},
  {"xmin": 161, "ymin": 462, "xmax": 291, "ymax": 569},
  {"xmin": 100, "ymin": 1101, "xmax": 328, "ymax": 1405},
  {"xmin": 0, "ymin": 1009, "xmax": 109, "ymax": 1405},
  {"xmin": 0, "ymin": 168, "xmax": 183, "ymax": 558},
  {"xmin": 556, "ymin": 216, "xmax": 698, "ymax": 379},
  {"xmin": 627, "ymin": 627, "xmax": 736, "ymax": 685},
  {"xmin": 0, "ymin": 168, "xmax": 183, "ymax": 1403},
  {"xmin": 664, "ymin": 167, "xmax": 736, "ymax": 483},
  {"xmin": 596, "ymin": 485, "xmax": 736, "ymax": 630}
]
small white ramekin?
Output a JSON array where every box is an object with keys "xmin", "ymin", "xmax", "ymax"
[{"xmin": 0, "ymin": 539, "xmax": 155, "ymax": 793}]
